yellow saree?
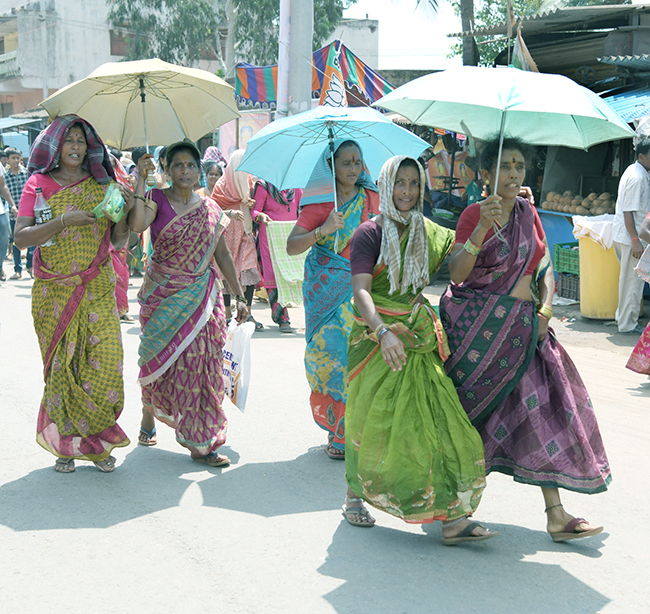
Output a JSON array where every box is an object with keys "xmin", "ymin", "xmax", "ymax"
[{"xmin": 32, "ymin": 176, "xmax": 129, "ymax": 461}]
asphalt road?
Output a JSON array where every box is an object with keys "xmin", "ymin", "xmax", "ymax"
[{"xmin": 0, "ymin": 274, "xmax": 648, "ymax": 614}]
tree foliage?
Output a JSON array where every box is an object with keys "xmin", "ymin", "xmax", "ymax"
[
  {"xmin": 108, "ymin": 0, "xmax": 221, "ymax": 66},
  {"xmin": 108, "ymin": 0, "xmax": 358, "ymax": 69},
  {"xmin": 234, "ymin": 0, "xmax": 358, "ymax": 66},
  {"xmin": 449, "ymin": 0, "xmax": 630, "ymax": 67}
]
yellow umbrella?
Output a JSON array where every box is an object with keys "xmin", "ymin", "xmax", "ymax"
[{"xmin": 40, "ymin": 58, "xmax": 240, "ymax": 150}]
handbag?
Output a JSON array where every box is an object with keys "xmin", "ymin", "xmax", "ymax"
[
  {"xmin": 634, "ymin": 244, "xmax": 650, "ymax": 283},
  {"xmin": 222, "ymin": 319, "xmax": 254, "ymax": 411}
]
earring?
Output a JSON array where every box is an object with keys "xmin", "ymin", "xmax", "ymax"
[{"xmin": 485, "ymin": 179, "xmax": 490, "ymax": 185}]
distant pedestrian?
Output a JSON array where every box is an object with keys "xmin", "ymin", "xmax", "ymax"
[
  {"xmin": 0, "ymin": 154, "xmax": 18, "ymax": 282},
  {"xmin": 251, "ymin": 180, "xmax": 302, "ymax": 332},
  {"xmin": 211, "ymin": 149, "xmax": 262, "ymax": 329},
  {"xmin": 4, "ymin": 147, "xmax": 33, "ymax": 279},
  {"xmin": 13, "ymin": 114, "xmax": 133, "ymax": 473},
  {"xmin": 613, "ymin": 138, "xmax": 650, "ymax": 334}
]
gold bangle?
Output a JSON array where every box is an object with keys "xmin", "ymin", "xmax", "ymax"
[
  {"xmin": 314, "ymin": 226, "xmax": 322, "ymax": 242},
  {"xmin": 60, "ymin": 213, "xmax": 66, "ymax": 228},
  {"xmin": 537, "ymin": 304, "xmax": 553, "ymax": 321},
  {"xmin": 463, "ymin": 238, "xmax": 481, "ymax": 256}
]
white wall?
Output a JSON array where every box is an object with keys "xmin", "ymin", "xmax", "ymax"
[{"xmin": 326, "ymin": 18, "xmax": 379, "ymax": 69}]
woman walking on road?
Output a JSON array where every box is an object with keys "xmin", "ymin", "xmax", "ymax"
[
  {"xmin": 287, "ymin": 140, "xmax": 379, "ymax": 460},
  {"xmin": 251, "ymin": 180, "xmax": 302, "ymax": 332},
  {"xmin": 211, "ymin": 149, "xmax": 263, "ymax": 330},
  {"xmin": 440, "ymin": 137, "xmax": 610, "ymax": 542},
  {"xmin": 342, "ymin": 156, "xmax": 494, "ymax": 544},
  {"xmin": 14, "ymin": 115, "xmax": 133, "ymax": 473},
  {"xmin": 130, "ymin": 140, "xmax": 249, "ymax": 466}
]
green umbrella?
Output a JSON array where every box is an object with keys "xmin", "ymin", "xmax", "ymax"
[{"xmin": 373, "ymin": 66, "xmax": 635, "ymax": 150}]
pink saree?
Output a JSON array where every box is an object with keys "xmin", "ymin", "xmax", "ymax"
[{"xmin": 137, "ymin": 196, "xmax": 230, "ymax": 456}]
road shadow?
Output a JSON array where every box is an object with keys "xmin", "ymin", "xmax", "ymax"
[
  {"xmin": 0, "ymin": 447, "xmax": 343, "ymax": 531},
  {"xmin": 319, "ymin": 522, "xmax": 609, "ymax": 614}
]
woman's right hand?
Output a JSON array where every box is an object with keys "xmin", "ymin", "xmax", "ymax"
[
  {"xmin": 64, "ymin": 210, "xmax": 97, "ymax": 227},
  {"xmin": 322, "ymin": 208, "xmax": 345, "ymax": 236},
  {"xmin": 137, "ymin": 153, "xmax": 156, "ymax": 179},
  {"xmin": 478, "ymin": 194, "xmax": 503, "ymax": 229},
  {"xmin": 380, "ymin": 330, "xmax": 407, "ymax": 372},
  {"xmin": 229, "ymin": 210, "xmax": 245, "ymax": 221}
]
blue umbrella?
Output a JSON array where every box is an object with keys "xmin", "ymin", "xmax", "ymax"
[{"xmin": 237, "ymin": 105, "xmax": 430, "ymax": 194}]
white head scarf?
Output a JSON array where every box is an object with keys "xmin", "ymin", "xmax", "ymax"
[{"xmin": 377, "ymin": 155, "xmax": 429, "ymax": 295}]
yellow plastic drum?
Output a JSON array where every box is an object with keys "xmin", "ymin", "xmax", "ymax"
[{"xmin": 578, "ymin": 237, "xmax": 620, "ymax": 319}]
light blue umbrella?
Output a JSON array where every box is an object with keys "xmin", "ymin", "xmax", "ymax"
[
  {"xmin": 373, "ymin": 66, "xmax": 635, "ymax": 150},
  {"xmin": 237, "ymin": 105, "xmax": 430, "ymax": 194}
]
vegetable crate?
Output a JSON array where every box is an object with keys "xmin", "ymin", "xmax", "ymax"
[
  {"xmin": 557, "ymin": 273, "xmax": 580, "ymax": 301},
  {"xmin": 553, "ymin": 242, "xmax": 580, "ymax": 275}
]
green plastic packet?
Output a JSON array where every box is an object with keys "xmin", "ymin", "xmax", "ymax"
[{"xmin": 93, "ymin": 182, "xmax": 125, "ymax": 222}]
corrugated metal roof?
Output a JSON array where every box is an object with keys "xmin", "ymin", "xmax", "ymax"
[
  {"xmin": 448, "ymin": 5, "xmax": 643, "ymax": 38},
  {"xmin": 0, "ymin": 117, "xmax": 40, "ymax": 131},
  {"xmin": 602, "ymin": 87, "xmax": 650, "ymax": 123},
  {"xmin": 599, "ymin": 54, "xmax": 650, "ymax": 69}
]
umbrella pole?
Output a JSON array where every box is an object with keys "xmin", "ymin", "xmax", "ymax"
[
  {"xmin": 492, "ymin": 113, "xmax": 507, "ymax": 242},
  {"xmin": 328, "ymin": 125, "xmax": 339, "ymax": 252},
  {"xmin": 139, "ymin": 77, "xmax": 150, "ymax": 154}
]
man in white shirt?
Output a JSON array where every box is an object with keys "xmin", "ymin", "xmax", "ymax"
[{"xmin": 613, "ymin": 138, "xmax": 650, "ymax": 334}]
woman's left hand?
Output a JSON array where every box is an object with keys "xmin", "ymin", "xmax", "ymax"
[
  {"xmin": 537, "ymin": 314, "xmax": 550, "ymax": 341},
  {"xmin": 235, "ymin": 299, "xmax": 249, "ymax": 324},
  {"xmin": 256, "ymin": 213, "xmax": 272, "ymax": 225},
  {"xmin": 380, "ymin": 330, "xmax": 407, "ymax": 372},
  {"xmin": 119, "ymin": 185, "xmax": 135, "ymax": 215}
]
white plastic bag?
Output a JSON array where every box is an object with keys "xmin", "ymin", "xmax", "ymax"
[
  {"xmin": 222, "ymin": 319, "xmax": 254, "ymax": 411},
  {"xmin": 634, "ymin": 244, "xmax": 650, "ymax": 283}
]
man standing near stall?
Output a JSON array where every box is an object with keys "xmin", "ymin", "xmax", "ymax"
[
  {"xmin": 613, "ymin": 138, "xmax": 650, "ymax": 334},
  {"xmin": 4, "ymin": 147, "xmax": 31, "ymax": 279}
]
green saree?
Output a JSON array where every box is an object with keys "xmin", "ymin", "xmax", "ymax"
[{"xmin": 345, "ymin": 219, "xmax": 487, "ymax": 523}]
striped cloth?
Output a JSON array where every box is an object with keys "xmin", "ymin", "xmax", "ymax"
[
  {"xmin": 27, "ymin": 114, "xmax": 114, "ymax": 184},
  {"xmin": 266, "ymin": 221, "xmax": 306, "ymax": 305}
]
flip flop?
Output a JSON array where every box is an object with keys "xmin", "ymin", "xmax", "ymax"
[
  {"xmin": 550, "ymin": 518, "xmax": 603, "ymax": 542},
  {"xmin": 138, "ymin": 426, "xmax": 157, "ymax": 446},
  {"xmin": 93, "ymin": 456, "xmax": 116, "ymax": 473},
  {"xmin": 441, "ymin": 522, "xmax": 498, "ymax": 545},
  {"xmin": 279, "ymin": 322, "xmax": 294, "ymax": 333},
  {"xmin": 342, "ymin": 497, "xmax": 375, "ymax": 528},
  {"xmin": 54, "ymin": 458, "xmax": 75, "ymax": 473},
  {"xmin": 192, "ymin": 452, "xmax": 231, "ymax": 467},
  {"xmin": 325, "ymin": 442, "xmax": 345, "ymax": 460}
]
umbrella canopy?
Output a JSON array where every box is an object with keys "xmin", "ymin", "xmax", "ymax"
[
  {"xmin": 39, "ymin": 58, "xmax": 240, "ymax": 150},
  {"xmin": 237, "ymin": 105, "xmax": 430, "ymax": 189},
  {"xmin": 373, "ymin": 66, "xmax": 635, "ymax": 150}
]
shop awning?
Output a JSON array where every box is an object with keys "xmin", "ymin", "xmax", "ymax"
[
  {"xmin": 601, "ymin": 87, "xmax": 650, "ymax": 123},
  {"xmin": 0, "ymin": 117, "xmax": 40, "ymax": 131}
]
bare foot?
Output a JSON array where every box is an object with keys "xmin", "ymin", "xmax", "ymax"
[{"xmin": 441, "ymin": 517, "xmax": 493, "ymax": 539}]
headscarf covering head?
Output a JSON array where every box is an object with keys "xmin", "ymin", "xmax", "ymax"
[
  {"xmin": 253, "ymin": 179, "xmax": 295, "ymax": 211},
  {"xmin": 203, "ymin": 145, "xmax": 228, "ymax": 169},
  {"xmin": 377, "ymin": 155, "xmax": 429, "ymax": 296},
  {"xmin": 27, "ymin": 114, "xmax": 115, "ymax": 184},
  {"xmin": 211, "ymin": 148, "xmax": 254, "ymax": 233},
  {"xmin": 301, "ymin": 138, "xmax": 377, "ymax": 207}
]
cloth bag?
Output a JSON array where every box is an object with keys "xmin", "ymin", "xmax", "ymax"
[
  {"xmin": 634, "ymin": 244, "xmax": 650, "ymax": 283},
  {"xmin": 222, "ymin": 319, "xmax": 254, "ymax": 410}
]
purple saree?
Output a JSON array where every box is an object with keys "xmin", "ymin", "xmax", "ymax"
[
  {"xmin": 440, "ymin": 198, "xmax": 611, "ymax": 493},
  {"xmin": 137, "ymin": 195, "xmax": 230, "ymax": 457}
]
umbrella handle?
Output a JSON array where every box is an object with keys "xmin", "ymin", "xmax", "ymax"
[
  {"xmin": 140, "ymin": 76, "xmax": 155, "ymax": 187},
  {"xmin": 328, "ymin": 126, "xmax": 339, "ymax": 251}
]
